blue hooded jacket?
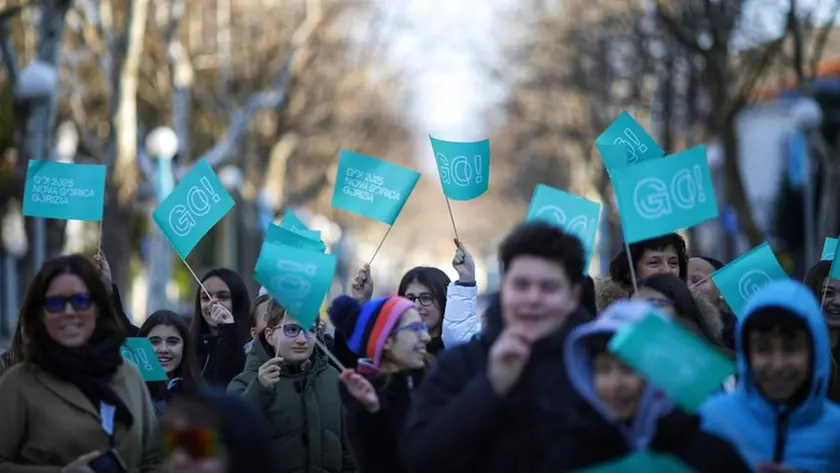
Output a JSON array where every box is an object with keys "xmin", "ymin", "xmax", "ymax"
[
  {"xmin": 700, "ymin": 280, "xmax": 840, "ymax": 472},
  {"xmin": 564, "ymin": 300, "xmax": 676, "ymax": 449}
]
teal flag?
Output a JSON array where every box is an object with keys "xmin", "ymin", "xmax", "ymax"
[
  {"xmin": 821, "ymin": 237, "xmax": 838, "ymax": 261},
  {"xmin": 280, "ymin": 210, "xmax": 322, "ymax": 241},
  {"xmin": 121, "ymin": 338, "xmax": 168, "ymax": 382},
  {"xmin": 22, "ymin": 160, "xmax": 107, "ymax": 221},
  {"xmin": 429, "ymin": 136, "xmax": 491, "ymax": 201},
  {"xmin": 266, "ymin": 224, "xmax": 326, "ymax": 252},
  {"xmin": 331, "ymin": 150, "xmax": 420, "ymax": 224},
  {"xmin": 609, "ymin": 310, "xmax": 735, "ymax": 413},
  {"xmin": 525, "ymin": 184, "xmax": 601, "ymax": 274},
  {"xmin": 595, "ymin": 111, "xmax": 665, "ymax": 171},
  {"xmin": 576, "ymin": 451, "xmax": 694, "ymax": 473},
  {"xmin": 830, "ymin": 238, "xmax": 840, "ymax": 280},
  {"xmin": 152, "ymin": 159, "xmax": 235, "ymax": 259},
  {"xmin": 612, "ymin": 145, "xmax": 718, "ymax": 244},
  {"xmin": 711, "ymin": 242, "xmax": 789, "ymax": 317},
  {"xmin": 255, "ymin": 243, "xmax": 337, "ymax": 328}
]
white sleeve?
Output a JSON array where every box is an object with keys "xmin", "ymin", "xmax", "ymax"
[{"xmin": 442, "ymin": 282, "xmax": 479, "ymax": 348}]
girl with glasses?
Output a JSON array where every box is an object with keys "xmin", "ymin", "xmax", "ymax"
[
  {"xmin": 227, "ymin": 300, "xmax": 356, "ymax": 473},
  {"xmin": 328, "ymin": 294, "xmax": 432, "ymax": 473},
  {"xmin": 0, "ymin": 254, "xmax": 160, "ymax": 472}
]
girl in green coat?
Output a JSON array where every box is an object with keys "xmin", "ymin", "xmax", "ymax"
[{"xmin": 228, "ymin": 300, "xmax": 356, "ymax": 473}]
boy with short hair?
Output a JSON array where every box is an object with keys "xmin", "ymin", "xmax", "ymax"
[
  {"xmin": 546, "ymin": 300, "xmax": 748, "ymax": 472},
  {"xmin": 402, "ymin": 222, "xmax": 591, "ymax": 472},
  {"xmin": 700, "ymin": 280, "xmax": 840, "ymax": 472}
]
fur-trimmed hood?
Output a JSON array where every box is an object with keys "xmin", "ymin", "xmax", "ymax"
[{"xmin": 593, "ymin": 277, "xmax": 724, "ymax": 343}]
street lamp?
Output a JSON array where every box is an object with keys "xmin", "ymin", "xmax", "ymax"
[
  {"xmin": 145, "ymin": 127, "xmax": 178, "ymax": 313},
  {"xmin": 790, "ymin": 96, "xmax": 823, "ymax": 267}
]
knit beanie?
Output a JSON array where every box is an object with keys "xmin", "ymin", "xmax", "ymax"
[{"xmin": 328, "ymin": 295, "xmax": 415, "ymax": 368}]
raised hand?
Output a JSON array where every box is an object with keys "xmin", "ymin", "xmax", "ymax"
[
  {"xmin": 350, "ymin": 264, "xmax": 374, "ymax": 302},
  {"xmin": 209, "ymin": 300, "xmax": 235, "ymax": 325},
  {"xmin": 93, "ymin": 249, "xmax": 113, "ymax": 294},
  {"xmin": 340, "ymin": 369, "xmax": 380, "ymax": 412},
  {"xmin": 258, "ymin": 357, "xmax": 285, "ymax": 389},
  {"xmin": 487, "ymin": 324, "xmax": 533, "ymax": 397},
  {"xmin": 452, "ymin": 238, "xmax": 476, "ymax": 284}
]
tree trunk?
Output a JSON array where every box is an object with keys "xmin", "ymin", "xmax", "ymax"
[
  {"xmin": 101, "ymin": 189, "xmax": 134, "ymax": 298},
  {"xmin": 719, "ymin": 110, "xmax": 764, "ymax": 249}
]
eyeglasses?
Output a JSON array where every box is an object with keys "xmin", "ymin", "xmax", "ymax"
[
  {"xmin": 648, "ymin": 298, "xmax": 675, "ymax": 309},
  {"xmin": 394, "ymin": 321, "xmax": 429, "ymax": 336},
  {"xmin": 404, "ymin": 292, "xmax": 435, "ymax": 307},
  {"xmin": 162, "ymin": 427, "xmax": 223, "ymax": 459},
  {"xmin": 278, "ymin": 323, "xmax": 317, "ymax": 339},
  {"xmin": 44, "ymin": 293, "xmax": 92, "ymax": 314}
]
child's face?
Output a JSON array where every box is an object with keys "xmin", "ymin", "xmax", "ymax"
[
  {"xmin": 592, "ymin": 353, "xmax": 646, "ymax": 421},
  {"xmin": 747, "ymin": 329, "xmax": 811, "ymax": 403}
]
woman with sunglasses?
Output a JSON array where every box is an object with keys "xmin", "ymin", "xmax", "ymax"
[
  {"xmin": 328, "ymin": 294, "xmax": 432, "ymax": 473},
  {"xmin": 227, "ymin": 300, "xmax": 356, "ymax": 472},
  {"xmin": 0, "ymin": 254, "xmax": 160, "ymax": 471},
  {"xmin": 139, "ymin": 310, "xmax": 202, "ymax": 416}
]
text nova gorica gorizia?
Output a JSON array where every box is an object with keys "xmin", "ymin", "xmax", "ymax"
[
  {"xmin": 168, "ymin": 177, "xmax": 223, "ymax": 237},
  {"xmin": 633, "ymin": 164, "xmax": 706, "ymax": 220}
]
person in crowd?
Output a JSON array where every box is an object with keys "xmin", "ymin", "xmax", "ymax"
[
  {"xmin": 139, "ymin": 309, "xmax": 202, "ymax": 415},
  {"xmin": 545, "ymin": 299, "xmax": 749, "ymax": 472},
  {"xmin": 0, "ymin": 317, "xmax": 24, "ymax": 379},
  {"xmin": 329, "ymin": 294, "xmax": 432, "ymax": 473},
  {"xmin": 338, "ymin": 240, "xmax": 479, "ymax": 367},
  {"xmin": 94, "ymin": 249, "xmax": 140, "ymax": 336},
  {"xmin": 244, "ymin": 293, "xmax": 272, "ymax": 354},
  {"xmin": 227, "ymin": 300, "xmax": 356, "ymax": 473},
  {"xmin": 804, "ymin": 259, "xmax": 840, "ymax": 403},
  {"xmin": 161, "ymin": 388, "xmax": 274, "ymax": 473},
  {"xmin": 631, "ymin": 273, "xmax": 725, "ymax": 349},
  {"xmin": 401, "ymin": 222, "xmax": 590, "ymax": 472},
  {"xmin": 0, "ymin": 254, "xmax": 160, "ymax": 471},
  {"xmin": 688, "ymin": 256, "xmax": 737, "ymax": 350},
  {"xmin": 700, "ymin": 280, "xmax": 840, "ymax": 472},
  {"xmin": 190, "ymin": 268, "xmax": 250, "ymax": 386},
  {"xmin": 595, "ymin": 233, "xmax": 688, "ymax": 312}
]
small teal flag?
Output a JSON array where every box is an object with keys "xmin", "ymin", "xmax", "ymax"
[
  {"xmin": 711, "ymin": 242, "xmax": 789, "ymax": 317},
  {"xmin": 152, "ymin": 159, "xmax": 235, "ymax": 259},
  {"xmin": 22, "ymin": 160, "xmax": 107, "ymax": 221},
  {"xmin": 609, "ymin": 310, "xmax": 735, "ymax": 413},
  {"xmin": 821, "ymin": 237, "xmax": 838, "ymax": 261},
  {"xmin": 121, "ymin": 338, "xmax": 168, "ymax": 382},
  {"xmin": 595, "ymin": 111, "xmax": 665, "ymax": 171},
  {"xmin": 266, "ymin": 224, "xmax": 326, "ymax": 253},
  {"xmin": 255, "ymin": 243, "xmax": 337, "ymax": 328},
  {"xmin": 525, "ymin": 184, "xmax": 601, "ymax": 274},
  {"xmin": 429, "ymin": 136, "xmax": 490, "ymax": 201},
  {"xmin": 279, "ymin": 210, "xmax": 324, "ymax": 248},
  {"xmin": 576, "ymin": 450, "xmax": 694, "ymax": 473},
  {"xmin": 612, "ymin": 145, "xmax": 718, "ymax": 244},
  {"xmin": 331, "ymin": 150, "xmax": 420, "ymax": 225},
  {"xmin": 830, "ymin": 237, "xmax": 840, "ymax": 280}
]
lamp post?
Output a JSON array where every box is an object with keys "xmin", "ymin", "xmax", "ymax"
[
  {"xmin": 218, "ymin": 165, "xmax": 243, "ymax": 270},
  {"xmin": 145, "ymin": 127, "xmax": 178, "ymax": 313},
  {"xmin": 1, "ymin": 204, "xmax": 27, "ymax": 338},
  {"xmin": 791, "ymin": 97, "xmax": 823, "ymax": 268},
  {"xmin": 16, "ymin": 60, "xmax": 58, "ymax": 274}
]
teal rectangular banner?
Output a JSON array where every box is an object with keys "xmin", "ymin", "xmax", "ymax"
[
  {"xmin": 266, "ymin": 224, "xmax": 326, "ymax": 253},
  {"xmin": 711, "ymin": 242, "xmax": 789, "ymax": 317},
  {"xmin": 595, "ymin": 110, "xmax": 664, "ymax": 171},
  {"xmin": 121, "ymin": 338, "xmax": 168, "ymax": 382},
  {"xmin": 152, "ymin": 159, "xmax": 235, "ymax": 259},
  {"xmin": 429, "ymin": 136, "xmax": 491, "ymax": 201},
  {"xmin": 331, "ymin": 150, "xmax": 420, "ymax": 225},
  {"xmin": 611, "ymin": 145, "xmax": 718, "ymax": 244},
  {"xmin": 22, "ymin": 160, "xmax": 107, "ymax": 221}
]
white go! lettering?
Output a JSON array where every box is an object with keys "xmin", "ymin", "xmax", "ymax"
[
  {"xmin": 632, "ymin": 165, "xmax": 706, "ymax": 220},
  {"xmin": 534, "ymin": 205, "xmax": 594, "ymax": 239},
  {"xmin": 269, "ymin": 260, "xmax": 318, "ymax": 314},
  {"xmin": 168, "ymin": 177, "xmax": 222, "ymax": 237},
  {"xmin": 737, "ymin": 270, "xmax": 772, "ymax": 300},
  {"xmin": 612, "ymin": 127, "xmax": 649, "ymax": 165},
  {"xmin": 437, "ymin": 153, "xmax": 484, "ymax": 188}
]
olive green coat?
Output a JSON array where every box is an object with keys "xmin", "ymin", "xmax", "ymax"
[{"xmin": 228, "ymin": 339, "xmax": 356, "ymax": 473}]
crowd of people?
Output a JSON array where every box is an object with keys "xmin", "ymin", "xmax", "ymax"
[{"xmin": 0, "ymin": 221, "xmax": 839, "ymax": 472}]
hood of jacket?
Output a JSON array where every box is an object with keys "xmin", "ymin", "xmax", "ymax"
[
  {"xmin": 594, "ymin": 277, "xmax": 723, "ymax": 343},
  {"xmin": 564, "ymin": 300, "xmax": 675, "ymax": 450},
  {"xmin": 735, "ymin": 279, "xmax": 830, "ymax": 427}
]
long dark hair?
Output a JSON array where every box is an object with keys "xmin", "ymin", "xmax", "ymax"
[
  {"xmin": 804, "ymin": 260, "xmax": 832, "ymax": 300},
  {"xmin": 398, "ymin": 266, "xmax": 450, "ymax": 316},
  {"xmin": 610, "ymin": 233, "xmax": 688, "ymax": 287},
  {"xmin": 138, "ymin": 310, "xmax": 201, "ymax": 395},
  {"xmin": 17, "ymin": 254, "xmax": 124, "ymax": 362},
  {"xmin": 636, "ymin": 273, "xmax": 721, "ymax": 348},
  {"xmin": 189, "ymin": 268, "xmax": 251, "ymax": 350}
]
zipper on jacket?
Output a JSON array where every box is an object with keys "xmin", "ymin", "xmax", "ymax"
[{"xmin": 773, "ymin": 409, "xmax": 790, "ymax": 463}]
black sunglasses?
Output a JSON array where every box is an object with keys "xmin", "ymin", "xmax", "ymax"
[{"xmin": 44, "ymin": 293, "xmax": 93, "ymax": 314}]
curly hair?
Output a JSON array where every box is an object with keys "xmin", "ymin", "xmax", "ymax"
[
  {"xmin": 499, "ymin": 221, "xmax": 585, "ymax": 284},
  {"xmin": 609, "ymin": 233, "xmax": 688, "ymax": 287}
]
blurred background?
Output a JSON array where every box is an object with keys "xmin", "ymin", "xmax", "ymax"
[{"xmin": 0, "ymin": 0, "xmax": 839, "ymax": 339}]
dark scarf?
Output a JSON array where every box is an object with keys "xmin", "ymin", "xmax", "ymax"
[{"xmin": 32, "ymin": 329, "xmax": 135, "ymax": 429}]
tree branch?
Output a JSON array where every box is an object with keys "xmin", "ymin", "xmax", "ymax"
[
  {"xmin": 807, "ymin": 0, "xmax": 840, "ymax": 78},
  {"xmin": 0, "ymin": 6, "xmax": 23, "ymax": 89},
  {"xmin": 654, "ymin": 2, "xmax": 703, "ymax": 54}
]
